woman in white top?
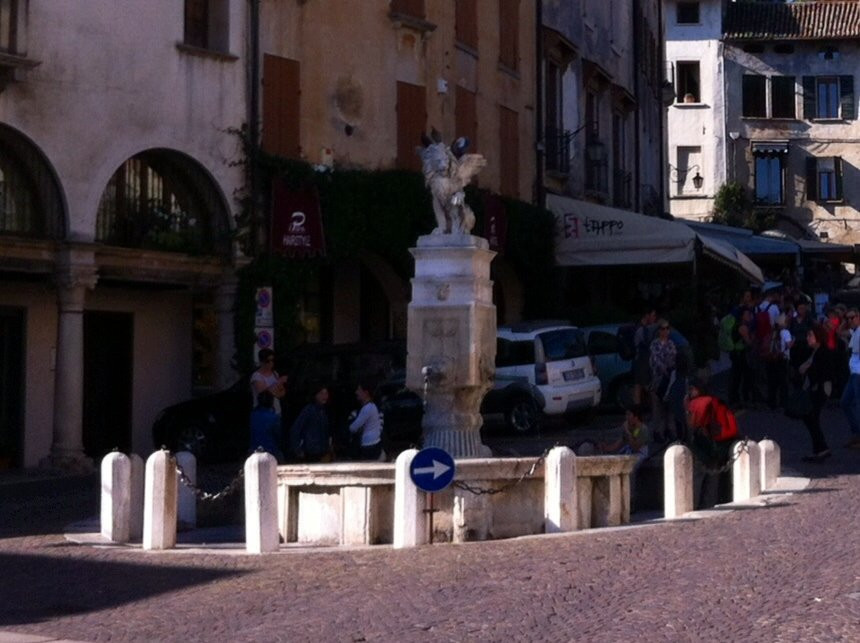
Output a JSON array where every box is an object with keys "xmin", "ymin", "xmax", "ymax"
[
  {"xmin": 349, "ymin": 381, "xmax": 383, "ymax": 460},
  {"xmin": 250, "ymin": 348, "xmax": 287, "ymax": 416}
]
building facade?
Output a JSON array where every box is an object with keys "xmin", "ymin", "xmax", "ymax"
[
  {"xmin": 0, "ymin": 1, "xmax": 247, "ymax": 469},
  {"xmin": 540, "ymin": 0, "xmax": 666, "ymax": 215}
]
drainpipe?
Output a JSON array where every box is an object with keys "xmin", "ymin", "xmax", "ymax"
[
  {"xmin": 249, "ymin": 0, "xmax": 262, "ymax": 259},
  {"xmin": 632, "ymin": 0, "xmax": 641, "ymax": 213},
  {"xmin": 534, "ymin": 0, "xmax": 545, "ymax": 209}
]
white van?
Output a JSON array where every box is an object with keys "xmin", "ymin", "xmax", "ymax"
[{"xmin": 496, "ymin": 321, "xmax": 601, "ymax": 416}]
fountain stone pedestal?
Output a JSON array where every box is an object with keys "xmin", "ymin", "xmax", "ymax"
[{"xmin": 406, "ymin": 233, "xmax": 496, "ymax": 458}]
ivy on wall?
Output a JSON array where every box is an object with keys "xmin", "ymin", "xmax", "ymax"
[{"xmin": 234, "ymin": 150, "xmax": 558, "ymax": 372}]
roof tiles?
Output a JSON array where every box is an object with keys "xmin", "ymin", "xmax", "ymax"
[{"xmin": 724, "ymin": 1, "xmax": 860, "ymax": 41}]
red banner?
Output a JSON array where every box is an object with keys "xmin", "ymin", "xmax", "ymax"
[
  {"xmin": 270, "ymin": 179, "xmax": 326, "ymax": 257},
  {"xmin": 483, "ymin": 193, "xmax": 507, "ymax": 254}
]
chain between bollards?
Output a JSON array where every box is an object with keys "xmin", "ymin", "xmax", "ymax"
[
  {"xmin": 452, "ymin": 445, "xmax": 556, "ymax": 496},
  {"xmin": 167, "ymin": 447, "xmax": 246, "ymax": 502}
]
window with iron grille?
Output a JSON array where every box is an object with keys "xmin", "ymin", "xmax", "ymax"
[
  {"xmin": 0, "ymin": 0, "xmax": 19, "ymax": 54},
  {"xmin": 96, "ymin": 152, "xmax": 226, "ymax": 255}
]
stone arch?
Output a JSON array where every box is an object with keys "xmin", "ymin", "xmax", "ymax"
[
  {"xmin": 0, "ymin": 123, "xmax": 67, "ymax": 239},
  {"xmin": 360, "ymin": 252, "xmax": 410, "ymax": 340},
  {"xmin": 95, "ymin": 148, "xmax": 232, "ymax": 256}
]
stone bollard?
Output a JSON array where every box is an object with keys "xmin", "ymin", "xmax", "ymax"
[
  {"xmin": 129, "ymin": 453, "xmax": 144, "ymax": 541},
  {"xmin": 544, "ymin": 446, "xmax": 578, "ymax": 533},
  {"xmin": 759, "ymin": 439, "xmax": 781, "ymax": 491},
  {"xmin": 393, "ymin": 449, "xmax": 427, "ymax": 549},
  {"xmin": 175, "ymin": 451, "xmax": 197, "ymax": 531},
  {"xmin": 100, "ymin": 452, "xmax": 131, "ymax": 543},
  {"xmin": 664, "ymin": 445, "xmax": 694, "ymax": 519},
  {"xmin": 732, "ymin": 440, "xmax": 762, "ymax": 502},
  {"xmin": 244, "ymin": 452, "xmax": 279, "ymax": 554},
  {"xmin": 143, "ymin": 450, "xmax": 178, "ymax": 550}
]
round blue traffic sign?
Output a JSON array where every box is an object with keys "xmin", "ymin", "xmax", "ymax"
[{"xmin": 409, "ymin": 447, "xmax": 456, "ymax": 493}]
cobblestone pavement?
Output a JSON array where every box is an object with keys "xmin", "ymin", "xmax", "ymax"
[{"xmin": 1, "ymin": 405, "xmax": 859, "ymax": 642}]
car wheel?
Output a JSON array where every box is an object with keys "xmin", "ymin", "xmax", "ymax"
[
  {"xmin": 175, "ymin": 425, "xmax": 206, "ymax": 458},
  {"xmin": 505, "ymin": 397, "xmax": 540, "ymax": 434}
]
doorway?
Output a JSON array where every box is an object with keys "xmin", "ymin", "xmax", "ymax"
[
  {"xmin": 0, "ymin": 308, "xmax": 24, "ymax": 468},
  {"xmin": 83, "ymin": 311, "xmax": 133, "ymax": 458}
]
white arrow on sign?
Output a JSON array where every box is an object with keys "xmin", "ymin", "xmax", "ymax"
[{"xmin": 413, "ymin": 459, "xmax": 451, "ymax": 480}]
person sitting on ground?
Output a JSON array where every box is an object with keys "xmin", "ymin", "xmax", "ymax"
[
  {"xmin": 249, "ymin": 391, "xmax": 284, "ymax": 462},
  {"xmin": 289, "ymin": 383, "xmax": 332, "ymax": 463},
  {"xmin": 598, "ymin": 405, "xmax": 651, "ymax": 464},
  {"xmin": 348, "ymin": 381, "xmax": 383, "ymax": 461}
]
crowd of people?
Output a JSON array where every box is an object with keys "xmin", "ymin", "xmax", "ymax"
[{"xmin": 246, "ymin": 348, "xmax": 384, "ymax": 464}]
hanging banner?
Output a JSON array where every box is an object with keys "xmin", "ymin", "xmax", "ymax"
[
  {"xmin": 271, "ymin": 179, "xmax": 326, "ymax": 257},
  {"xmin": 483, "ymin": 193, "xmax": 508, "ymax": 254}
]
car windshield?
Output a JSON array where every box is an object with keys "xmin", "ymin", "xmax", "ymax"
[{"xmin": 539, "ymin": 328, "xmax": 587, "ymax": 361}]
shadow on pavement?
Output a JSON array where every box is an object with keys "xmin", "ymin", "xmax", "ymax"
[
  {"xmin": 0, "ymin": 475, "xmax": 98, "ymax": 538},
  {"xmin": 0, "ymin": 551, "xmax": 242, "ymax": 627}
]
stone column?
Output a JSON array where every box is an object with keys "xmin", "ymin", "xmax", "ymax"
[
  {"xmin": 43, "ymin": 247, "xmax": 98, "ymax": 473},
  {"xmin": 214, "ymin": 271, "xmax": 239, "ymax": 391},
  {"xmin": 759, "ymin": 439, "xmax": 781, "ymax": 491},
  {"xmin": 406, "ymin": 234, "xmax": 496, "ymax": 458},
  {"xmin": 544, "ymin": 446, "xmax": 578, "ymax": 533},
  {"xmin": 732, "ymin": 440, "xmax": 762, "ymax": 502},
  {"xmin": 664, "ymin": 445, "xmax": 694, "ymax": 518}
]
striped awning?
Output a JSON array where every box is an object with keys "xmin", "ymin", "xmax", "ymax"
[{"xmin": 752, "ymin": 141, "xmax": 789, "ymax": 156}]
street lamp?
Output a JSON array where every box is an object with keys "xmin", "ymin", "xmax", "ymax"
[{"xmin": 670, "ymin": 164, "xmax": 703, "ymax": 190}]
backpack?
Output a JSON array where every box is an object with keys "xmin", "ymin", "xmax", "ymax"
[
  {"xmin": 688, "ymin": 395, "xmax": 739, "ymax": 443},
  {"xmin": 616, "ymin": 323, "xmax": 637, "ymax": 361},
  {"xmin": 717, "ymin": 314, "xmax": 736, "ymax": 353}
]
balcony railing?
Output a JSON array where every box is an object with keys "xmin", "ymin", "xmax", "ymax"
[{"xmin": 545, "ymin": 127, "xmax": 572, "ymax": 175}]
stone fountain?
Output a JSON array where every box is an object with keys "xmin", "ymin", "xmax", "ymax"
[{"xmin": 405, "ymin": 131, "xmax": 495, "ymax": 458}]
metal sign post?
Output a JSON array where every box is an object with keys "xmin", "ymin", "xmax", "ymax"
[{"xmin": 409, "ymin": 447, "xmax": 456, "ymax": 545}]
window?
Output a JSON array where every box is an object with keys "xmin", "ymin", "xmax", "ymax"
[
  {"xmin": 183, "ymin": 0, "xmax": 229, "ymax": 52},
  {"xmin": 742, "ymin": 75, "xmax": 767, "ymax": 118},
  {"xmin": 0, "ymin": 0, "xmax": 19, "ymax": 54},
  {"xmin": 455, "ymin": 0, "xmax": 477, "ymax": 50},
  {"xmin": 676, "ymin": 2, "xmax": 700, "ymax": 25},
  {"xmin": 499, "ymin": 106, "xmax": 519, "ymax": 197},
  {"xmin": 499, "ymin": 0, "xmax": 519, "ymax": 71},
  {"xmin": 771, "ymin": 76, "xmax": 796, "ymax": 119},
  {"xmin": 496, "ymin": 339, "xmax": 535, "ymax": 367},
  {"xmin": 390, "ymin": 0, "xmax": 425, "ymax": 19},
  {"xmin": 754, "ymin": 155, "xmax": 784, "ymax": 205},
  {"xmin": 817, "ymin": 77, "xmax": 839, "ymax": 119},
  {"xmin": 396, "ymin": 82, "xmax": 426, "ymax": 171},
  {"xmin": 803, "ymin": 75, "xmax": 854, "ymax": 120},
  {"xmin": 676, "ymin": 62, "xmax": 700, "ymax": 103},
  {"xmin": 806, "ymin": 156, "xmax": 843, "ymax": 202},
  {"xmin": 262, "ymin": 55, "xmax": 301, "ymax": 159}
]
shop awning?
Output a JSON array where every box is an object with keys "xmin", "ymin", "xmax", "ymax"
[
  {"xmin": 685, "ymin": 221, "xmax": 800, "ymax": 258},
  {"xmin": 548, "ymin": 194, "xmax": 764, "ymax": 283},
  {"xmin": 752, "ymin": 141, "xmax": 789, "ymax": 155}
]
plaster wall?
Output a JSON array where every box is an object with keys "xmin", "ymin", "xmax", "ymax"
[
  {"xmin": 665, "ymin": 0, "xmax": 726, "ymax": 220},
  {"xmin": 260, "ymin": 0, "xmax": 537, "ymax": 201},
  {"xmin": 0, "ymin": 0, "xmax": 247, "ymax": 241}
]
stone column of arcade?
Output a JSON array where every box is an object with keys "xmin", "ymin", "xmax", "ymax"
[
  {"xmin": 43, "ymin": 247, "xmax": 98, "ymax": 473},
  {"xmin": 406, "ymin": 132, "xmax": 493, "ymax": 458}
]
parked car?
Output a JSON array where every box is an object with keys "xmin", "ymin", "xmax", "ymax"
[
  {"xmin": 581, "ymin": 323, "xmax": 691, "ymax": 408},
  {"xmin": 152, "ymin": 342, "xmax": 407, "ymax": 463},
  {"xmin": 496, "ymin": 321, "xmax": 601, "ymax": 418}
]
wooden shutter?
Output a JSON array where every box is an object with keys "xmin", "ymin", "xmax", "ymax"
[
  {"xmin": 390, "ymin": 0, "xmax": 424, "ymax": 19},
  {"xmin": 802, "ymin": 76, "xmax": 816, "ymax": 120},
  {"xmin": 456, "ymin": 0, "xmax": 478, "ymax": 50},
  {"xmin": 806, "ymin": 156, "xmax": 818, "ymax": 201},
  {"xmin": 499, "ymin": 0, "xmax": 519, "ymax": 70},
  {"xmin": 396, "ymin": 81, "xmax": 426, "ymax": 171},
  {"xmin": 835, "ymin": 156, "xmax": 844, "ymax": 200},
  {"xmin": 499, "ymin": 106, "xmax": 519, "ymax": 197},
  {"xmin": 262, "ymin": 54, "xmax": 301, "ymax": 158},
  {"xmin": 455, "ymin": 86, "xmax": 478, "ymax": 152},
  {"xmin": 840, "ymin": 76, "xmax": 855, "ymax": 120}
]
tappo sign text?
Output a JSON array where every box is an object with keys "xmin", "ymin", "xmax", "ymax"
[{"xmin": 563, "ymin": 213, "xmax": 624, "ymax": 239}]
